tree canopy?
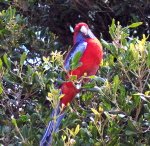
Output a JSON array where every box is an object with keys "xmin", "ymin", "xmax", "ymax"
[{"xmin": 0, "ymin": 0, "xmax": 150, "ymax": 45}]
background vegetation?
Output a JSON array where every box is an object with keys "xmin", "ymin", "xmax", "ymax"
[{"xmin": 0, "ymin": 0, "xmax": 150, "ymax": 146}]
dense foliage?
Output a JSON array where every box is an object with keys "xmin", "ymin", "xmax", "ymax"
[{"xmin": 0, "ymin": 2, "xmax": 150, "ymax": 146}]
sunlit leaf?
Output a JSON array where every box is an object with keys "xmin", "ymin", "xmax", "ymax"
[
  {"xmin": 20, "ymin": 52, "xmax": 27, "ymax": 67},
  {"xmin": 0, "ymin": 58, "xmax": 3, "ymax": 69},
  {"xmin": 91, "ymin": 108, "xmax": 99, "ymax": 115},
  {"xmin": 61, "ymin": 135, "xmax": 66, "ymax": 141},
  {"xmin": 74, "ymin": 124, "xmax": 80, "ymax": 135},
  {"xmin": 98, "ymin": 106, "xmax": 104, "ymax": 113},
  {"xmin": 112, "ymin": 75, "xmax": 120, "ymax": 93},
  {"xmin": 145, "ymin": 91, "xmax": 150, "ymax": 96},
  {"xmin": 68, "ymin": 128, "xmax": 75, "ymax": 137},
  {"xmin": 109, "ymin": 18, "xmax": 116, "ymax": 38},
  {"xmin": 43, "ymin": 56, "xmax": 49, "ymax": 63},
  {"xmin": 12, "ymin": 117, "xmax": 17, "ymax": 127},
  {"xmin": 3, "ymin": 53, "xmax": 11, "ymax": 69},
  {"xmin": 128, "ymin": 22, "xmax": 143, "ymax": 28},
  {"xmin": 0, "ymin": 85, "xmax": 3, "ymax": 94}
]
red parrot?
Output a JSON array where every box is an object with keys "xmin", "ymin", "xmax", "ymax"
[{"xmin": 40, "ymin": 22, "xmax": 103, "ymax": 146}]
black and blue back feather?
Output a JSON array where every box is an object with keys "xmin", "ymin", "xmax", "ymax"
[
  {"xmin": 40, "ymin": 104, "xmax": 65, "ymax": 146},
  {"xmin": 64, "ymin": 42, "xmax": 87, "ymax": 71}
]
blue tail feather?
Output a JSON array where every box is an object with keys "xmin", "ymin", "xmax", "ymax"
[{"xmin": 40, "ymin": 104, "xmax": 65, "ymax": 146}]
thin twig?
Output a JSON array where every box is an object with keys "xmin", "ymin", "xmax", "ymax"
[{"xmin": 143, "ymin": 70, "xmax": 150, "ymax": 91}]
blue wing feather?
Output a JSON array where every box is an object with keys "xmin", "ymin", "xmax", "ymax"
[
  {"xmin": 64, "ymin": 41, "xmax": 87, "ymax": 71},
  {"xmin": 40, "ymin": 104, "xmax": 65, "ymax": 146}
]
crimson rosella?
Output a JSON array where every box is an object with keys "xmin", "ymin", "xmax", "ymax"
[{"xmin": 40, "ymin": 22, "xmax": 103, "ymax": 146}]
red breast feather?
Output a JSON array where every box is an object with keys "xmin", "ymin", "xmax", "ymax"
[
  {"xmin": 71, "ymin": 38, "xmax": 103, "ymax": 78},
  {"xmin": 60, "ymin": 82, "xmax": 79, "ymax": 106}
]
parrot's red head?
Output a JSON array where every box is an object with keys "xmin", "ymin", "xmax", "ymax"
[
  {"xmin": 74, "ymin": 22, "xmax": 89, "ymax": 33},
  {"xmin": 73, "ymin": 22, "xmax": 96, "ymax": 44}
]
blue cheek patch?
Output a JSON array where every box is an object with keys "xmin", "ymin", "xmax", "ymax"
[{"xmin": 75, "ymin": 32, "xmax": 86, "ymax": 43}]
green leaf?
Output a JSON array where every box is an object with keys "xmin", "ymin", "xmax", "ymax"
[
  {"xmin": 101, "ymin": 39, "xmax": 111, "ymax": 50},
  {"xmin": 20, "ymin": 52, "xmax": 27, "ymax": 67},
  {"xmin": 83, "ymin": 83, "xmax": 95, "ymax": 89},
  {"xmin": 8, "ymin": 7, "xmax": 16, "ymax": 19},
  {"xmin": 3, "ymin": 53, "xmax": 11, "ymax": 69},
  {"xmin": 91, "ymin": 108, "xmax": 99, "ymax": 115},
  {"xmin": 19, "ymin": 115, "xmax": 29, "ymax": 122},
  {"xmin": 133, "ymin": 93, "xmax": 150, "ymax": 103},
  {"xmin": 81, "ymin": 92, "xmax": 93, "ymax": 101},
  {"xmin": 43, "ymin": 56, "xmax": 49, "ymax": 63},
  {"xmin": 0, "ymin": 85, "xmax": 3, "ymax": 94},
  {"xmin": 112, "ymin": 75, "xmax": 120, "ymax": 93},
  {"xmin": 12, "ymin": 117, "xmax": 17, "ymax": 127},
  {"xmin": 108, "ymin": 54, "xmax": 114, "ymax": 66},
  {"xmin": 128, "ymin": 22, "xmax": 143, "ymax": 28},
  {"xmin": 69, "ymin": 75, "xmax": 77, "ymax": 81},
  {"xmin": 68, "ymin": 128, "xmax": 75, "ymax": 137},
  {"xmin": 74, "ymin": 124, "xmax": 80, "ymax": 135},
  {"xmin": 0, "ymin": 58, "xmax": 2, "ymax": 69},
  {"xmin": 22, "ymin": 125, "xmax": 29, "ymax": 138},
  {"xmin": 125, "ymin": 130, "xmax": 136, "ymax": 135},
  {"xmin": 71, "ymin": 51, "xmax": 82, "ymax": 70},
  {"xmin": 109, "ymin": 19, "xmax": 116, "ymax": 38},
  {"xmin": 89, "ymin": 75, "xmax": 106, "ymax": 83}
]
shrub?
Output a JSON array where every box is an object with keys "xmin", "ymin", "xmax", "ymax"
[{"xmin": 0, "ymin": 8, "xmax": 150, "ymax": 146}]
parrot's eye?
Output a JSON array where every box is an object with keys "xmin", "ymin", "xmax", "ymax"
[{"xmin": 80, "ymin": 25, "xmax": 88, "ymax": 35}]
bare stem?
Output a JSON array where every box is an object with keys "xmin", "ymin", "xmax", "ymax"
[
  {"xmin": 142, "ymin": 70, "xmax": 150, "ymax": 91},
  {"xmin": 135, "ymin": 68, "xmax": 144, "ymax": 121},
  {"xmin": 15, "ymin": 124, "xmax": 25, "ymax": 143}
]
